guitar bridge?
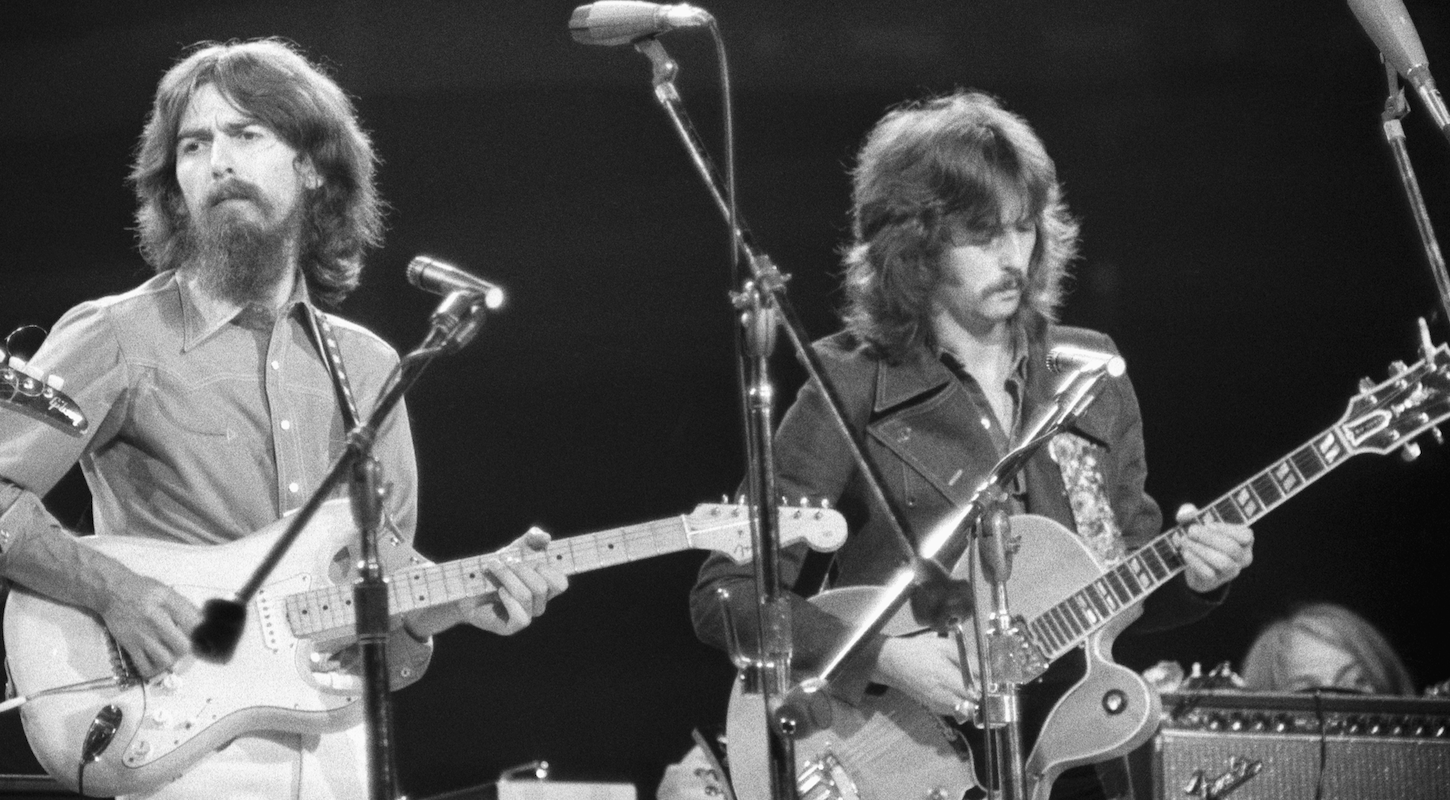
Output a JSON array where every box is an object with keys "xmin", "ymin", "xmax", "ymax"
[
  {"xmin": 990, "ymin": 615, "xmax": 1049, "ymax": 683},
  {"xmin": 799, "ymin": 750, "xmax": 860, "ymax": 800},
  {"xmin": 103, "ymin": 629, "xmax": 142, "ymax": 686}
]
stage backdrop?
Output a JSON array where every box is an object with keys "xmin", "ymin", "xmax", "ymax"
[{"xmin": 2, "ymin": 1, "xmax": 1448, "ymax": 796}]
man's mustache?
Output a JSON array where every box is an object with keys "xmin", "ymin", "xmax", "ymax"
[
  {"xmin": 205, "ymin": 180, "xmax": 267, "ymax": 208},
  {"xmin": 987, "ymin": 271, "xmax": 1025, "ymax": 294}
]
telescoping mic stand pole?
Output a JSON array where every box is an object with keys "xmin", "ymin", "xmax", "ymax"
[{"xmin": 621, "ymin": 30, "xmax": 927, "ymax": 800}]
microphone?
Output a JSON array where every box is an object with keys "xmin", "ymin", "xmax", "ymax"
[
  {"xmin": 1045, "ymin": 345, "xmax": 1126, "ymax": 378},
  {"xmin": 569, "ymin": 1, "xmax": 712, "ymax": 46},
  {"xmin": 1348, "ymin": 0, "xmax": 1450, "ymax": 142},
  {"xmin": 406, "ymin": 256, "xmax": 505, "ymax": 310}
]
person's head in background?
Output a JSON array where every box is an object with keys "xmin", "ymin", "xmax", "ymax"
[{"xmin": 1242, "ymin": 602, "xmax": 1414, "ymax": 695}]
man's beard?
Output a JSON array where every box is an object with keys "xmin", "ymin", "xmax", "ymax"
[{"xmin": 177, "ymin": 183, "xmax": 304, "ymax": 306}]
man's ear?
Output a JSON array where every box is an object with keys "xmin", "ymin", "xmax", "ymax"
[{"xmin": 298, "ymin": 158, "xmax": 322, "ymax": 190}]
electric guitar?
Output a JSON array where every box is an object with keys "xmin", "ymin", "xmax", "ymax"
[
  {"xmin": 4, "ymin": 500, "xmax": 847, "ymax": 797},
  {"xmin": 727, "ymin": 339, "xmax": 1450, "ymax": 800},
  {"xmin": 0, "ymin": 349, "xmax": 87, "ymax": 436}
]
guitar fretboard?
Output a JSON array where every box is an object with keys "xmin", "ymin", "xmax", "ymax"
[
  {"xmin": 284, "ymin": 516, "xmax": 695, "ymax": 638},
  {"xmin": 1025, "ymin": 424, "xmax": 1355, "ymax": 661}
]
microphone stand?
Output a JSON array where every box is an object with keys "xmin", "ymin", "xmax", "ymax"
[
  {"xmin": 630, "ymin": 36, "xmax": 923, "ymax": 799},
  {"xmin": 972, "ymin": 501, "xmax": 1028, "ymax": 800},
  {"xmin": 190, "ymin": 291, "xmax": 493, "ymax": 800},
  {"xmin": 1378, "ymin": 59, "xmax": 1450, "ymax": 334}
]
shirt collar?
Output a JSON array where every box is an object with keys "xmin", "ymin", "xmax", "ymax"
[
  {"xmin": 179, "ymin": 269, "xmax": 312, "ymax": 352},
  {"xmin": 872, "ymin": 322, "xmax": 1028, "ymax": 413}
]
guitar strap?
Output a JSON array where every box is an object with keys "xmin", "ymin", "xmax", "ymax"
[
  {"xmin": 301, "ymin": 305, "xmax": 362, "ymax": 431},
  {"xmin": 301, "ymin": 305, "xmax": 411, "ymax": 545},
  {"xmin": 1048, "ymin": 433, "xmax": 1128, "ymax": 565}
]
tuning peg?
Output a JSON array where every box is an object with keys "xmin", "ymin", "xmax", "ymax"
[
  {"xmin": 1401, "ymin": 442, "xmax": 1422, "ymax": 462},
  {"xmin": 1390, "ymin": 360, "xmax": 1409, "ymax": 376},
  {"xmin": 1433, "ymin": 427, "xmax": 1445, "ymax": 446},
  {"xmin": 1418, "ymin": 317, "xmax": 1437, "ymax": 361},
  {"xmin": 1358, "ymin": 377, "xmax": 1375, "ymax": 393}
]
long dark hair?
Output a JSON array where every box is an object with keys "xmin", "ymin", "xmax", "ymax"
[
  {"xmin": 130, "ymin": 38, "xmax": 383, "ymax": 307},
  {"xmin": 841, "ymin": 90, "xmax": 1078, "ymax": 361}
]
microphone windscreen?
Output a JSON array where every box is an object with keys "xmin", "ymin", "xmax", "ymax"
[{"xmin": 1347, "ymin": 0, "xmax": 1430, "ymax": 77}]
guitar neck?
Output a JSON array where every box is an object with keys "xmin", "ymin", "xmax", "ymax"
[
  {"xmin": 285, "ymin": 515, "xmax": 695, "ymax": 638},
  {"xmin": 1027, "ymin": 422, "xmax": 1358, "ymax": 661}
]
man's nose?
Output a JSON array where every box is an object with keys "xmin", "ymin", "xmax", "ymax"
[
  {"xmin": 1000, "ymin": 229, "xmax": 1033, "ymax": 269},
  {"xmin": 209, "ymin": 136, "xmax": 236, "ymax": 177}
]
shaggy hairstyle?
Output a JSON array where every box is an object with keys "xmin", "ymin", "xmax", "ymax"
[
  {"xmin": 841, "ymin": 90, "xmax": 1079, "ymax": 361},
  {"xmin": 130, "ymin": 38, "xmax": 383, "ymax": 307},
  {"xmin": 1242, "ymin": 603, "xmax": 1414, "ymax": 695}
]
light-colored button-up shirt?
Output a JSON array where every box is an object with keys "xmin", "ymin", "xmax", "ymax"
[{"xmin": 0, "ymin": 269, "xmax": 417, "ymax": 545}]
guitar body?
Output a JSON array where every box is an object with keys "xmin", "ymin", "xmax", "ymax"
[
  {"xmin": 1024, "ymin": 620, "xmax": 1156, "ymax": 800},
  {"xmin": 3, "ymin": 499, "xmax": 414, "ymax": 797},
  {"xmin": 977, "ymin": 518, "xmax": 1156, "ymax": 799},
  {"xmin": 727, "ymin": 514, "xmax": 1157, "ymax": 800},
  {"xmin": 727, "ymin": 586, "xmax": 979, "ymax": 800}
]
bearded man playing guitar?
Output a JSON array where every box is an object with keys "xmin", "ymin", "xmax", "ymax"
[
  {"xmin": 689, "ymin": 91, "xmax": 1254, "ymax": 800},
  {"xmin": 0, "ymin": 39, "xmax": 566, "ymax": 799}
]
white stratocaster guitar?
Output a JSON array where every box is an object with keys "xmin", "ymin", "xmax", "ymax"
[
  {"xmin": 728, "ymin": 335, "xmax": 1450, "ymax": 800},
  {"xmin": 5, "ymin": 500, "xmax": 846, "ymax": 797}
]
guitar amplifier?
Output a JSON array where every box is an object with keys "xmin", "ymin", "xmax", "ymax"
[
  {"xmin": 422, "ymin": 781, "xmax": 636, "ymax": 800},
  {"xmin": 1125, "ymin": 690, "xmax": 1450, "ymax": 800}
]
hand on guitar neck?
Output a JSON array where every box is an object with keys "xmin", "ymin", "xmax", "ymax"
[
  {"xmin": 401, "ymin": 526, "xmax": 569, "ymax": 639},
  {"xmin": 1172, "ymin": 502, "xmax": 1254, "ymax": 594}
]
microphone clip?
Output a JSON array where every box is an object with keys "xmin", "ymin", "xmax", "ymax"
[{"xmin": 425, "ymin": 291, "xmax": 490, "ymax": 353}]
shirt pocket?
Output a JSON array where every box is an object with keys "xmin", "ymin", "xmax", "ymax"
[{"xmin": 134, "ymin": 364, "xmax": 238, "ymax": 440}]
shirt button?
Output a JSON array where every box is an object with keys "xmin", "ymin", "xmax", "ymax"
[
  {"xmin": 281, "ymin": 420, "xmax": 291, "ymax": 430},
  {"xmin": 271, "ymin": 360, "xmax": 280, "ymax": 370},
  {"xmin": 981, "ymin": 417, "xmax": 992, "ymax": 429},
  {"xmin": 288, "ymin": 482, "xmax": 300, "ymax": 493}
]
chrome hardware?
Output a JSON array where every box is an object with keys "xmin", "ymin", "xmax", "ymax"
[
  {"xmin": 81, "ymin": 705, "xmax": 123, "ymax": 763},
  {"xmin": 798, "ymin": 750, "xmax": 860, "ymax": 800}
]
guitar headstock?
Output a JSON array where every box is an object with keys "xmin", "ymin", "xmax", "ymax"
[
  {"xmin": 1, "ymin": 351, "xmax": 88, "ymax": 437},
  {"xmin": 685, "ymin": 501, "xmax": 848, "ymax": 564},
  {"xmin": 1336, "ymin": 326, "xmax": 1450, "ymax": 457}
]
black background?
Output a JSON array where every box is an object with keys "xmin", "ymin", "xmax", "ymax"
[{"xmin": 2, "ymin": 1, "xmax": 1449, "ymax": 796}]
